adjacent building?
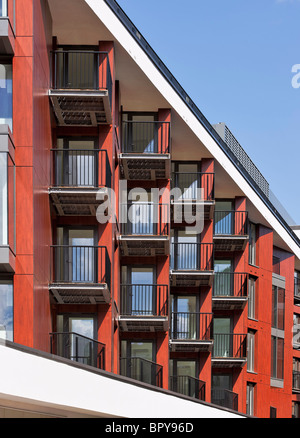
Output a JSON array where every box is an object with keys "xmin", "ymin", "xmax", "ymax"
[{"xmin": 0, "ymin": 0, "xmax": 299, "ymax": 418}]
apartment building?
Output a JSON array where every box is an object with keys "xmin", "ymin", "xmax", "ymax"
[{"xmin": 0, "ymin": 0, "xmax": 299, "ymax": 418}]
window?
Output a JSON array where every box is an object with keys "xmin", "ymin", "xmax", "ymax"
[
  {"xmin": 248, "ymin": 222, "xmax": 257, "ymax": 265},
  {"xmin": 247, "ymin": 330, "xmax": 256, "ymax": 372},
  {"xmin": 248, "ymin": 277, "xmax": 257, "ymax": 319},
  {"xmin": 171, "ymin": 295, "xmax": 197, "ymax": 340},
  {"xmin": 120, "ymin": 340, "xmax": 157, "ymax": 386},
  {"xmin": 273, "ymin": 256, "xmax": 280, "ymax": 275},
  {"xmin": 272, "ymin": 285, "xmax": 285, "ymax": 330},
  {"xmin": 270, "ymin": 407, "xmax": 277, "ymax": 418},
  {"xmin": 0, "ymin": 63, "xmax": 12, "ymax": 131},
  {"xmin": 0, "ymin": 152, "xmax": 15, "ymax": 249},
  {"xmin": 214, "ymin": 201, "xmax": 233, "ymax": 235},
  {"xmin": 121, "ymin": 265, "xmax": 156, "ymax": 315},
  {"xmin": 292, "ymin": 402, "xmax": 300, "ymax": 418},
  {"xmin": 271, "ymin": 336, "xmax": 284, "ymax": 380},
  {"xmin": 246, "ymin": 383, "xmax": 255, "ymax": 416},
  {"xmin": 293, "ymin": 314, "xmax": 300, "ymax": 346},
  {"xmin": 0, "ymin": 280, "xmax": 13, "ymax": 341},
  {"xmin": 0, "ymin": 0, "xmax": 7, "ymax": 16}
]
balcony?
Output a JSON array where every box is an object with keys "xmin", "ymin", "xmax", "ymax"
[
  {"xmin": 49, "ymin": 149, "xmax": 111, "ymax": 216},
  {"xmin": 170, "ymin": 242, "xmax": 214, "ymax": 287},
  {"xmin": 211, "ymin": 333, "xmax": 247, "ymax": 367},
  {"xmin": 213, "ymin": 210, "xmax": 249, "ymax": 251},
  {"xmin": 0, "ymin": 0, "xmax": 15, "ymax": 55},
  {"xmin": 118, "ymin": 284, "xmax": 168, "ymax": 332},
  {"xmin": 211, "ymin": 389, "xmax": 238, "ymax": 411},
  {"xmin": 212, "ymin": 272, "xmax": 248, "ymax": 310},
  {"xmin": 118, "ymin": 203, "xmax": 169, "ymax": 256},
  {"xmin": 169, "ymin": 375, "xmax": 206, "ymax": 401},
  {"xmin": 295, "ymin": 278, "xmax": 300, "ymax": 304},
  {"xmin": 49, "ymin": 50, "xmax": 112, "ymax": 126},
  {"xmin": 50, "ymin": 332, "xmax": 105, "ymax": 370},
  {"xmin": 171, "ymin": 172, "xmax": 215, "ymax": 221},
  {"xmin": 169, "ymin": 312, "xmax": 213, "ymax": 352},
  {"xmin": 120, "ymin": 357, "xmax": 163, "ymax": 388},
  {"xmin": 49, "ymin": 245, "xmax": 111, "ymax": 305},
  {"xmin": 293, "ymin": 371, "xmax": 300, "ymax": 393},
  {"xmin": 119, "ymin": 121, "xmax": 171, "ymax": 180}
]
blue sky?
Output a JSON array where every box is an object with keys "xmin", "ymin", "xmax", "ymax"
[{"xmin": 116, "ymin": 0, "xmax": 300, "ymax": 224}]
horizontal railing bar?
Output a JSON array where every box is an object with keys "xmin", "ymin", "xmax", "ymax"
[{"xmin": 50, "ymin": 331, "xmax": 105, "ymax": 347}]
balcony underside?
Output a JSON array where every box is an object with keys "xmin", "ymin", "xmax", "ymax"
[
  {"xmin": 119, "ymin": 154, "xmax": 171, "ymax": 180},
  {"xmin": 118, "ymin": 315, "xmax": 168, "ymax": 333},
  {"xmin": 172, "ymin": 200, "xmax": 215, "ymax": 221},
  {"xmin": 211, "ymin": 358, "xmax": 247, "ymax": 368},
  {"xmin": 212, "ymin": 296, "xmax": 248, "ymax": 310},
  {"xmin": 49, "ymin": 90, "xmax": 112, "ymax": 126},
  {"xmin": 170, "ymin": 270, "xmax": 214, "ymax": 287},
  {"xmin": 213, "ymin": 235, "xmax": 249, "ymax": 252},
  {"xmin": 118, "ymin": 236, "xmax": 169, "ymax": 257},
  {"xmin": 49, "ymin": 187, "xmax": 108, "ymax": 216},
  {"xmin": 49, "ymin": 283, "xmax": 110, "ymax": 305},
  {"xmin": 0, "ymin": 18, "xmax": 15, "ymax": 55},
  {"xmin": 169, "ymin": 339, "xmax": 213, "ymax": 353},
  {"xmin": 0, "ymin": 246, "xmax": 15, "ymax": 273}
]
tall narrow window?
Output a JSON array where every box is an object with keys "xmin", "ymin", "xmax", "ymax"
[
  {"xmin": 0, "ymin": 280, "xmax": 13, "ymax": 341},
  {"xmin": 246, "ymin": 383, "xmax": 255, "ymax": 416},
  {"xmin": 249, "ymin": 222, "xmax": 257, "ymax": 265},
  {"xmin": 272, "ymin": 285, "xmax": 285, "ymax": 330},
  {"xmin": 271, "ymin": 336, "xmax": 284, "ymax": 380},
  {"xmin": 248, "ymin": 277, "xmax": 256, "ymax": 320},
  {"xmin": 0, "ymin": 63, "xmax": 12, "ymax": 131},
  {"xmin": 247, "ymin": 330, "xmax": 255, "ymax": 372}
]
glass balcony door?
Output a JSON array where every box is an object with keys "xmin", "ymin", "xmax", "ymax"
[
  {"xmin": 56, "ymin": 138, "xmax": 97, "ymax": 187},
  {"xmin": 214, "ymin": 260, "xmax": 232, "ymax": 296},
  {"xmin": 213, "ymin": 318, "xmax": 232, "ymax": 357},
  {"xmin": 122, "ymin": 266, "xmax": 155, "ymax": 315},
  {"xmin": 171, "ymin": 230, "xmax": 199, "ymax": 270},
  {"xmin": 171, "ymin": 295, "xmax": 197, "ymax": 339},
  {"xmin": 0, "ymin": 64, "xmax": 13, "ymax": 131},
  {"xmin": 214, "ymin": 201, "xmax": 233, "ymax": 235},
  {"xmin": 121, "ymin": 340, "xmax": 155, "ymax": 385},
  {"xmin": 56, "ymin": 50, "xmax": 98, "ymax": 90},
  {"xmin": 170, "ymin": 360, "xmax": 197, "ymax": 398},
  {"xmin": 174, "ymin": 163, "xmax": 200, "ymax": 200},
  {"xmin": 127, "ymin": 190, "xmax": 155, "ymax": 235},
  {"xmin": 211, "ymin": 374, "xmax": 232, "ymax": 407},
  {"xmin": 122, "ymin": 113, "xmax": 158, "ymax": 153},
  {"xmin": 56, "ymin": 315, "xmax": 96, "ymax": 366}
]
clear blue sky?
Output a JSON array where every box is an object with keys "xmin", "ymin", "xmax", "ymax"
[{"xmin": 116, "ymin": 0, "xmax": 300, "ymax": 224}]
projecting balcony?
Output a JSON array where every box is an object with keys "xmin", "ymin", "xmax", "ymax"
[
  {"xmin": 170, "ymin": 243, "xmax": 214, "ymax": 287},
  {"xmin": 212, "ymin": 272, "xmax": 248, "ymax": 310},
  {"xmin": 211, "ymin": 389, "xmax": 238, "ymax": 412},
  {"xmin": 118, "ymin": 284, "xmax": 168, "ymax": 332},
  {"xmin": 211, "ymin": 333, "xmax": 247, "ymax": 367},
  {"xmin": 213, "ymin": 210, "xmax": 249, "ymax": 251},
  {"xmin": 171, "ymin": 172, "xmax": 215, "ymax": 221},
  {"xmin": 49, "ymin": 149, "xmax": 111, "ymax": 216},
  {"xmin": 169, "ymin": 375, "xmax": 206, "ymax": 401},
  {"xmin": 119, "ymin": 121, "xmax": 171, "ymax": 180},
  {"xmin": 118, "ymin": 203, "xmax": 169, "ymax": 256},
  {"xmin": 49, "ymin": 50, "xmax": 112, "ymax": 126},
  {"xmin": 50, "ymin": 332, "xmax": 105, "ymax": 370},
  {"xmin": 49, "ymin": 245, "xmax": 111, "ymax": 305},
  {"xmin": 120, "ymin": 357, "xmax": 163, "ymax": 388},
  {"xmin": 293, "ymin": 371, "xmax": 300, "ymax": 393},
  {"xmin": 0, "ymin": 0, "xmax": 15, "ymax": 55},
  {"xmin": 169, "ymin": 312, "xmax": 213, "ymax": 353},
  {"xmin": 295, "ymin": 279, "xmax": 300, "ymax": 304}
]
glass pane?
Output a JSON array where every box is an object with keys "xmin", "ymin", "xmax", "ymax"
[
  {"xmin": 213, "ymin": 318, "xmax": 231, "ymax": 357},
  {"xmin": 0, "ymin": 281, "xmax": 13, "ymax": 341},
  {"xmin": 0, "ymin": 0, "xmax": 7, "ymax": 16},
  {"xmin": 130, "ymin": 342, "xmax": 153, "ymax": 384},
  {"xmin": 67, "ymin": 52, "xmax": 95, "ymax": 89},
  {"xmin": 0, "ymin": 154, "xmax": 8, "ymax": 245},
  {"xmin": 176, "ymin": 164, "xmax": 199, "ymax": 200},
  {"xmin": 215, "ymin": 202, "xmax": 233, "ymax": 235},
  {"xmin": 68, "ymin": 229, "xmax": 95, "ymax": 282},
  {"xmin": 172, "ymin": 296, "xmax": 197, "ymax": 339},
  {"xmin": 214, "ymin": 260, "xmax": 232, "ymax": 296},
  {"xmin": 0, "ymin": 64, "xmax": 13, "ymax": 131},
  {"xmin": 130, "ymin": 268, "xmax": 154, "ymax": 314},
  {"xmin": 69, "ymin": 317, "xmax": 94, "ymax": 365}
]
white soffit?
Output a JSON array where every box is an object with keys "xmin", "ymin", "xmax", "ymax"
[{"xmin": 84, "ymin": 0, "xmax": 300, "ymax": 260}]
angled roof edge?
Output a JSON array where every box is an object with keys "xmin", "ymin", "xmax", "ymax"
[{"xmin": 93, "ymin": 0, "xmax": 300, "ymax": 254}]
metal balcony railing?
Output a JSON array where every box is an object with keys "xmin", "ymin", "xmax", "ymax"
[
  {"xmin": 212, "ymin": 333, "xmax": 247, "ymax": 359},
  {"xmin": 171, "ymin": 172, "xmax": 215, "ymax": 202},
  {"xmin": 169, "ymin": 375, "xmax": 205, "ymax": 401},
  {"xmin": 51, "ymin": 50, "xmax": 112, "ymax": 102},
  {"xmin": 213, "ymin": 272, "xmax": 248, "ymax": 297},
  {"xmin": 51, "ymin": 149, "xmax": 111, "ymax": 188},
  {"xmin": 120, "ymin": 203, "xmax": 169, "ymax": 236},
  {"xmin": 121, "ymin": 121, "xmax": 170, "ymax": 154},
  {"xmin": 170, "ymin": 242, "xmax": 214, "ymax": 271},
  {"xmin": 170, "ymin": 312, "xmax": 212, "ymax": 341},
  {"xmin": 50, "ymin": 245, "xmax": 111, "ymax": 290},
  {"xmin": 214, "ymin": 210, "xmax": 248, "ymax": 236},
  {"xmin": 211, "ymin": 389, "xmax": 238, "ymax": 411},
  {"xmin": 120, "ymin": 284, "xmax": 168, "ymax": 316},
  {"xmin": 50, "ymin": 332, "xmax": 105, "ymax": 370},
  {"xmin": 120, "ymin": 357, "xmax": 163, "ymax": 388},
  {"xmin": 293, "ymin": 371, "xmax": 300, "ymax": 391}
]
